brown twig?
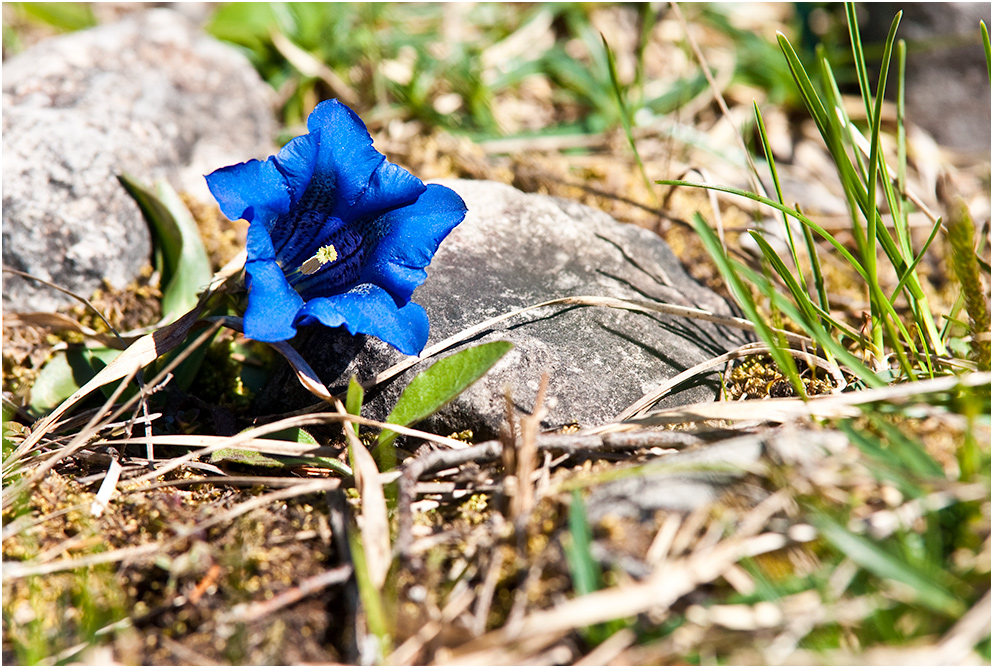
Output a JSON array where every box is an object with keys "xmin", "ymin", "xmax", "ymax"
[{"xmin": 217, "ymin": 564, "xmax": 353, "ymax": 626}]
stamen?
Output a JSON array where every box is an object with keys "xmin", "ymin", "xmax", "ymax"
[{"xmin": 300, "ymin": 244, "xmax": 338, "ymax": 275}]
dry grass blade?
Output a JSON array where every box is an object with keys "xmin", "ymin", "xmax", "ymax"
[
  {"xmin": 368, "ymin": 294, "xmax": 808, "ymax": 391},
  {"xmin": 850, "ymin": 482, "xmax": 989, "ymax": 540},
  {"xmin": 94, "ymin": 433, "xmax": 336, "ymax": 458},
  {"xmin": 470, "ymin": 546, "xmax": 507, "ymax": 637},
  {"xmin": 510, "ymin": 373, "xmax": 549, "ymax": 523},
  {"xmin": 395, "ymin": 429, "xmax": 709, "ymax": 555},
  {"xmin": 3, "ymin": 318, "xmax": 224, "ymax": 502},
  {"xmin": 449, "ymin": 531, "xmax": 788, "ymax": 658},
  {"xmin": 605, "ymin": 341, "xmax": 846, "ymax": 425},
  {"xmin": 387, "ymin": 585, "xmax": 477, "ymax": 666},
  {"xmin": 115, "ymin": 411, "xmax": 470, "ymax": 485},
  {"xmin": 574, "ymin": 628, "xmax": 637, "ymax": 666},
  {"xmin": 89, "ymin": 455, "xmax": 123, "ymax": 517},
  {"xmin": 125, "ymin": 475, "xmax": 335, "ymax": 491},
  {"xmin": 936, "ymin": 589, "xmax": 993, "ymax": 664},
  {"xmin": 1, "ymin": 367, "xmax": 139, "ymax": 510},
  {"xmin": 157, "ymin": 635, "xmax": 218, "ymax": 666},
  {"xmin": 609, "ymin": 371, "xmax": 992, "ymax": 429},
  {"xmin": 2, "ymin": 267, "xmax": 128, "ymax": 346},
  {"xmin": 335, "ymin": 397, "xmax": 390, "ymax": 589},
  {"xmin": 669, "ymin": 1, "xmax": 764, "ymax": 196},
  {"xmin": 282, "ymin": 292, "xmax": 811, "ymax": 421},
  {"xmin": 4, "ymin": 312, "xmax": 138, "ymax": 348},
  {"xmin": 4, "ymin": 303, "xmax": 212, "ymax": 468},
  {"xmin": 269, "ymin": 29, "xmax": 358, "ymax": 105}
]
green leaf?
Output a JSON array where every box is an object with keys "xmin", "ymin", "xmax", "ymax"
[
  {"xmin": 210, "ymin": 427, "xmax": 352, "ymax": 476},
  {"xmin": 118, "ymin": 174, "xmax": 213, "ymax": 324},
  {"xmin": 206, "ymin": 2, "xmax": 280, "ymax": 53},
  {"xmin": 378, "ymin": 341, "xmax": 513, "ymax": 448},
  {"xmin": 28, "ymin": 347, "xmax": 123, "ymax": 415},
  {"xmin": 16, "ymin": 2, "xmax": 96, "ymax": 32},
  {"xmin": 346, "ymin": 376, "xmax": 364, "ymax": 417},
  {"xmin": 208, "ymin": 449, "xmax": 351, "ymax": 476},
  {"xmin": 268, "ymin": 427, "xmax": 320, "ymax": 446}
]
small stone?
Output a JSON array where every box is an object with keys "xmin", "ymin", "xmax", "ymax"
[
  {"xmin": 2, "ymin": 9, "xmax": 275, "ymax": 313},
  {"xmin": 258, "ymin": 179, "xmax": 751, "ymax": 439}
]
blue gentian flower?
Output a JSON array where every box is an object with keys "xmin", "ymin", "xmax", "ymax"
[{"xmin": 205, "ymin": 99, "xmax": 466, "ymax": 355}]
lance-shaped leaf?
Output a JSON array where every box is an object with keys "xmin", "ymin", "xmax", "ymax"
[{"xmin": 379, "ymin": 341, "xmax": 513, "ymax": 449}]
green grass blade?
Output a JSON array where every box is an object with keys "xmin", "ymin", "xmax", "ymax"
[
  {"xmin": 753, "ymin": 102, "xmax": 806, "ymax": 293},
  {"xmin": 747, "ymin": 231, "xmax": 819, "ymax": 327},
  {"xmin": 691, "ymin": 214, "xmax": 806, "ymax": 397},
  {"xmin": 564, "ymin": 490, "xmax": 600, "ymax": 597},
  {"xmin": 815, "ymin": 49, "xmax": 870, "ymax": 248},
  {"xmin": 348, "ymin": 529, "xmax": 390, "ymax": 656},
  {"xmin": 662, "ymin": 177, "xmax": 925, "ymax": 376},
  {"xmin": 781, "ymin": 35, "xmax": 886, "ymax": 261},
  {"xmin": 866, "ymin": 414, "xmax": 946, "ymax": 478},
  {"xmin": 562, "ymin": 489, "xmax": 627, "ymax": 645},
  {"xmin": 845, "ymin": 117, "xmax": 946, "ymax": 359},
  {"xmin": 889, "ymin": 214, "xmax": 943, "ymax": 303},
  {"xmin": 845, "ymin": 3, "xmax": 874, "ymax": 124},
  {"xmin": 731, "ymin": 262, "xmax": 882, "ymax": 387},
  {"xmin": 838, "ymin": 421, "xmax": 932, "ymax": 496},
  {"xmin": 853, "ymin": 8, "xmax": 901, "ymax": 355},
  {"xmin": 658, "ymin": 179, "xmax": 868, "ymax": 278},
  {"xmin": 602, "ymin": 33, "xmax": 655, "ymax": 201},
  {"xmin": 894, "ymin": 39, "xmax": 910, "ymax": 256},
  {"xmin": 813, "ymin": 511, "xmax": 965, "ymax": 618},
  {"xmin": 797, "ymin": 206, "xmax": 831, "ymax": 318},
  {"xmin": 776, "ymin": 32, "xmax": 831, "ymax": 135}
]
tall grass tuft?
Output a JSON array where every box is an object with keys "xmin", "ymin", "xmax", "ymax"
[{"xmin": 659, "ymin": 3, "xmax": 987, "ymax": 387}]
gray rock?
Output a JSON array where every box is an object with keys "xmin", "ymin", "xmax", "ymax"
[
  {"xmin": 863, "ymin": 3, "xmax": 991, "ymax": 151},
  {"xmin": 259, "ymin": 179, "xmax": 751, "ymax": 439},
  {"xmin": 2, "ymin": 9, "xmax": 275, "ymax": 313},
  {"xmin": 585, "ymin": 428, "xmax": 849, "ymax": 520}
]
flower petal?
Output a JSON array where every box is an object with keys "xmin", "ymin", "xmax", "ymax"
[
  {"xmin": 296, "ymin": 283, "xmax": 430, "ymax": 355},
  {"xmin": 306, "ymin": 99, "xmax": 425, "ymax": 222},
  {"xmin": 205, "ymin": 158, "xmax": 290, "ymax": 227},
  {"xmin": 358, "ymin": 184, "xmax": 467, "ymax": 302},
  {"xmin": 243, "ymin": 224, "xmax": 305, "ymax": 342},
  {"xmin": 272, "ymin": 131, "xmax": 320, "ymax": 206},
  {"xmin": 343, "ymin": 158, "xmax": 426, "ymax": 223}
]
